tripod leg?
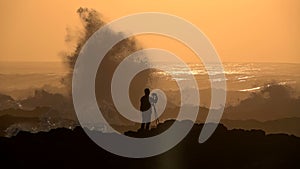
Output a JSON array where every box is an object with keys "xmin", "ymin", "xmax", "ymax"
[{"xmin": 153, "ymin": 104, "xmax": 159, "ymax": 126}]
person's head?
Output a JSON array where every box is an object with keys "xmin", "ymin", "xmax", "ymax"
[{"xmin": 144, "ymin": 88, "xmax": 150, "ymax": 96}]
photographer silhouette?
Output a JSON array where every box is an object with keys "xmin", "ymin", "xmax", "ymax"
[
  {"xmin": 140, "ymin": 88, "xmax": 152, "ymax": 130},
  {"xmin": 139, "ymin": 88, "xmax": 159, "ymax": 130}
]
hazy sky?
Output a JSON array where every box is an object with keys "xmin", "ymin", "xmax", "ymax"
[{"xmin": 0, "ymin": 0, "xmax": 299, "ymax": 63}]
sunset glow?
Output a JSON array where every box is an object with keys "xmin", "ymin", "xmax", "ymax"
[{"xmin": 0, "ymin": 0, "xmax": 299, "ymax": 63}]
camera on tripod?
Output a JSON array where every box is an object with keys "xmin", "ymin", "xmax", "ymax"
[{"xmin": 151, "ymin": 93, "xmax": 158, "ymax": 104}]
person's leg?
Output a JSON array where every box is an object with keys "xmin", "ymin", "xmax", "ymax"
[
  {"xmin": 145, "ymin": 110, "xmax": 152, "ymax": 130},
  {"xmin": 140, "ymin": 111, "xmax": 146, "ymax": 130},
  {"xmin": 146, "ymin": 122, "xmax": 150, "ymax": 130}
]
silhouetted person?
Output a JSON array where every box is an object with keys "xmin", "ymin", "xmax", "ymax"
[{"xmin": 140, "ymin": 88, "xmax": 152, "ymax": 130}]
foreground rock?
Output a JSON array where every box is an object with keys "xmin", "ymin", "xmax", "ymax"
[{"xmin": 0, "ymin": 120, "xmax": 299, "ymax": 169}]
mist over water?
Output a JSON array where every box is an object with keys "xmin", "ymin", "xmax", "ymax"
[
  {"xmin": 0, "ymin": 61, "xmax": 68, "ymax": 99},
  {"xmin": 1, "ymin": 61, "xmax": 299, "ymax": 106},
  {"xmin": 1, "ymin": 61, "xmax": 299, "ymax": 136}
]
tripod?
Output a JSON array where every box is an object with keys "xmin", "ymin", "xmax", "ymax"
[
  {"xmin": 152, "ymin": 103, "xmax": 159, "ymax": 126},
  {"xmin": 151, "ymin": 93, "xmax": 159, "ymax": 126}
]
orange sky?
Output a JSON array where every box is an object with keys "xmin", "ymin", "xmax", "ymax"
[{"xmin": 0, "ymin": 0, "xmax": 299, "ymax": 63}]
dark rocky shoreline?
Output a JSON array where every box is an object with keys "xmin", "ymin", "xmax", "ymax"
[{"xmin": 1, "ymin": 120, "xmax": 300, "ymax": 169}]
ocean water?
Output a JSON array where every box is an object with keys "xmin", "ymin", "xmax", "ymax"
[
  {"xmin": 0, "ymin": 62, "xmax": 68, "ymax": 99},
  {"xmin": 0, "ymin": 61, "xmax": 299, "ymax": 100},
  {"xmin": 0, "ymin": 61, "xmax": 299, "ymax": 135},
  {"xmin": 150, "ymin": 62, "xmax": 300, "ymax": 92}
]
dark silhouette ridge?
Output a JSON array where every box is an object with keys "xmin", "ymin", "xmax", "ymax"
[
  {"xmin": 0, "ymin": 93, "xmax": 19, "ymax": 110},
  {"xmin": 222, "ymin": 117, "xmax": 300, "ymax": 137},
  {"xmin": 0, "ymin": 115, "xmax": 39, "ymax": 137},
  {"xmin": 1, "ymin": 120, "xmax": 299, "ymax": 169},
  {"xmin": 1, "ymin": 106, "xmax": 300, "ymax": 137},
  {"xmin": 224, "ymin": 84, "xmax": 300, "ymax": 121}
]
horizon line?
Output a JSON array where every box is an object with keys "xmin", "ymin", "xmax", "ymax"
[{"xmin": 0, "ymin": 60, "xmax": 299, "ymax": 64}]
